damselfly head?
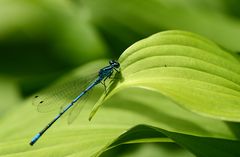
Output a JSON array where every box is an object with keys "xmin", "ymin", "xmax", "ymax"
[{"xmin": 109, "ymin": 60, "xmax": 120, "ymax": 68}]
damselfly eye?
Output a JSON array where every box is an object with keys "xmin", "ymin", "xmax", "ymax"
[
  {"xmin": 109, "ymin": 60, "xmax": 120, "ymax": 68},
  {"xmin": 114, "ymin": 61, "xmax": 120, "ymax": 68},
  {"xmin": 109, "ymin": 60, "xmax": 114, "ymax": 65}
]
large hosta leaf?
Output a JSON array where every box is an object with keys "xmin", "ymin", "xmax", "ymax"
[
  {"xmin": 1, "ymin": 31, "xmax": 240, "ymax": 157},
  {"xmin": 0, "ymin": 86, "xmax": 238, "ymax": 157},
  {"xmin": 91, "ymin": 30, "xmax": 240, "ymax": 122}
]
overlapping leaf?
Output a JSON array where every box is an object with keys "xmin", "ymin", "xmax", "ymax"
[{"xmin": 91, "ymin": 30, "xmax": 240, "ymax": 122}]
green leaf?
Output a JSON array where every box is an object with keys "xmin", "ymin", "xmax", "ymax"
[
  {"xmin": 0, "ymin": 86, "xmax": 237, "ymax": 157},
  {"xmin": 102, "ymin": 125, "xmax": 240, "ymax": 157},
  {"xmin": 101, "ymin": 138, "xmax": 195, "ymax": 157},
  {"xmin": 90, "ymin": 30, "xmax": 240, "ymax": 122},
  {"xmin": 161, "ymin": 127, "xmax": 240, "ymax": 157},
  {"xmin": 0, "ymin": 76, "xmax": 21, "ymax": 118},
  {"xmin": 1, "ymin": 31, "xmax": 240, "ymax": 157}
]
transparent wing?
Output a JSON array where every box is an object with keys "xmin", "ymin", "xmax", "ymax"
[
  {"xmin": 67, "ymin": 89, "xmax": 91, "ymax": 124},
  {"xmin": 32, "ymin": 73, "xmax": 98, "ymax": 113}
]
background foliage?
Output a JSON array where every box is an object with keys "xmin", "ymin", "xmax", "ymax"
[{"xmin": 0, "ymin": 0, "xmax": 240, "ymax": 157}]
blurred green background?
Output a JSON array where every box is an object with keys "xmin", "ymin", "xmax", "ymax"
[
  {"xmin": 1, "ymin": 0, "xmax": 240, "ymax": 156},
  {"xmin": 1, "ymin": 0, "xmax": 240, "ymax": 96}
]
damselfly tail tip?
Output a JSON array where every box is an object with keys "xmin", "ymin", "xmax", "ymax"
[
  {"xmin": 29, "ymin": 141, "xmax": 35, "ymax": 146},
  {"xmin": 29, "ymin": 133, "xmax": 41, "ymax": 146}
]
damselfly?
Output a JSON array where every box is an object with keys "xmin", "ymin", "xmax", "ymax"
[{"xmin": 29, "ymin": 60, "xmax": 120, "ymax": 146}]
